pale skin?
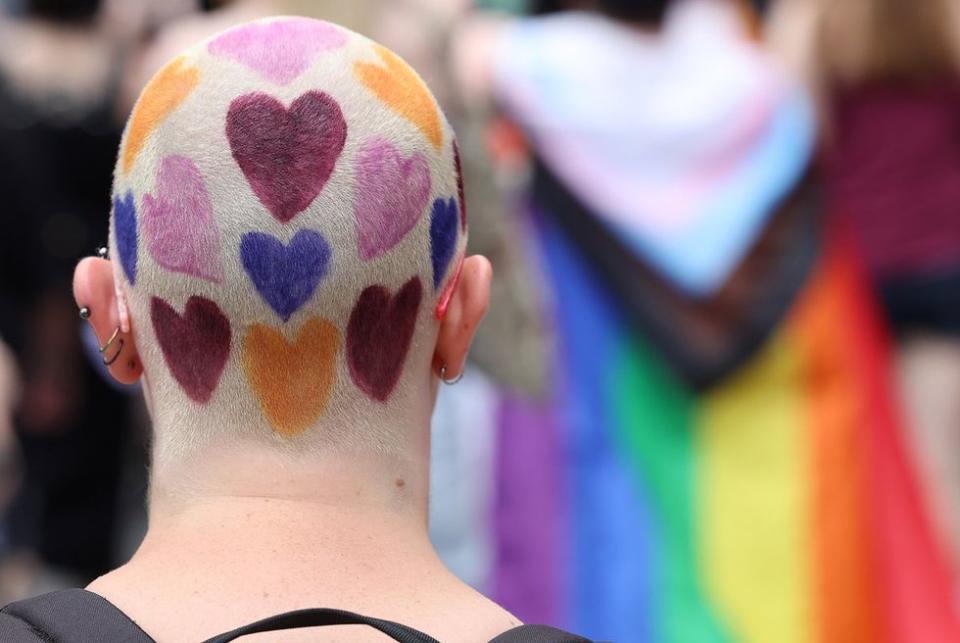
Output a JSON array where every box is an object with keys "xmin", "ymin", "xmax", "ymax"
[{"xmin": 72, "ymin": 255, "xmax": 519, "ymax": 642}]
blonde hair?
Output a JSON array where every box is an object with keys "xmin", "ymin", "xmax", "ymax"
[{"xmin": 815, "ymin": 0, "xmax": 959, "ymax": 82}]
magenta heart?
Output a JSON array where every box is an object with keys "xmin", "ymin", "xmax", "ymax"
[
  {"xmin": 354, "ymin": 138, "xmax": 431, "ymax": 260},
  {"xmin": 227, "ymin": 91, "xmax": 347, "ymax": 223},
  {"xmin": 142, "ymin": 155, "xmax": 223, "ymax": 282},
  {"xmin": 347, "ymin": 277, "xmax": 422, "ymax": 401},
  {"xmin": 453, "ymin": 139, "xmax": 467, "ymax": 230},
  {"xmin": 151, "ymin": 296, "xmax": 231, "ymax": 404},
  {"xmin": 208, "ymin": 18, "xmax": 346, "ymax": 86}
]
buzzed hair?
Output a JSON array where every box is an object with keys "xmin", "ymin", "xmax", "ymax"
[{"xmin": 110, "ymin": 17, "xmax": 467, "ymax": 466}]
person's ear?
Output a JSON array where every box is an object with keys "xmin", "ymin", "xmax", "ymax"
[
  {"xmin": 433, "ymin": 255, "xmax": 492, "ymax": 382},
  {"xmin": 73, "ymin": 257, "xmax": 142, "ymax": 385}
]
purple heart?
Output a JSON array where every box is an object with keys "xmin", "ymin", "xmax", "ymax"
[
  {"xmin": 240, "ymin": 229, "xmax": 331, "ymax": 322},
  {"xmin": 430, "ymin": 197, "xmax": 459, "ymax": 290},
  {"xmin": 113, "ymin": 191, "xmax": 138, "ymax": 285},
  {"xmin": 208, "ymin": 18, "xmax": 347, "ymax": 86},
  {"xmin": 151, "ymin": 296, "xmax": 231, "ymax": 404},
  {"xmin": 354, "ymin": 138, "xmax": 431, "ymax": 261},
  {"xmin": 347, "ymin": 277, "xmax": 422, "ymax": 401},
  {"xmin": 227, "ymin": 91, "xmax": 347, "ymax": 223}
]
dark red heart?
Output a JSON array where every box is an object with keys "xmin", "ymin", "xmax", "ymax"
[
  {"xmin": 347, "ymin": 277, "xmax": 423, "ymax": 401},
  {"xmin": 226, "ymin": 91, "xmax": 347, "ymax": 223},
  {"xmin": 151, "ymin": 295, "xmax": 231, "ymax": 403}
]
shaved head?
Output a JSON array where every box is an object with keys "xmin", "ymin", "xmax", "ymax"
[{"xmin": 107, "ymin": 18, "xmax": 467, "ymax": 468}]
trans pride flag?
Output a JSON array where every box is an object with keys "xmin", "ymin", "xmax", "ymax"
[{"xmin": 482, "ymin": 4, "xmax": 960, "ymax": 641}]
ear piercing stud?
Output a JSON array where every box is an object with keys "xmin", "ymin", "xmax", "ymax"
[{"xmin": 84, "ymin": 246, "xmax": 122, "ymax": 365}]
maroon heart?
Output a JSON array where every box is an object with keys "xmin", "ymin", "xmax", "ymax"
[
  {"xmin": 226, "ymin": 91, "xmax": 347, "ymax": 223},
  {"xmin": 151, "ymin": 295, "xmax": 231, "ymax": 403},
  {"xmin": 347, "ymin": 276, "xmax": 423, "ymax": 401}
]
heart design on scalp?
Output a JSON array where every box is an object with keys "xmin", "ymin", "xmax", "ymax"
[
  {"xmin": 123, "ymin": 56, "xmax": 199, "ymax": 174},
  {"xmin": 240, "ymin": 229, "xmax": 331, "ymax": 322},
  {"xmin": 429, "ymin": 197, "xmax": 459, "ymax": 290},
  {"xmin": 242, "ymin": 317, "xmax": 340, "ymax": 436},
  {"xmin": 355, "ymin": 44, "xmax": 442, "ymax": 150},
  {"xmin": 227, "ymin": 91, "xmax": 347, "ymax": 223},
  {"xmin": 347, "ymin": 277, "xmax": 423, "ymax": 401},
  {"xmin": 151, "ymin": 296, "xmax": 231, "ymax": 404},
  {"xmin": 208, "ymin": 18, "xmax": 347, "ymax": 86},
  {"xmin": 142, "ymin": 155, "xmax": 223, "ymax": 282},
  {"xmin": 453, "ymin": 140, "xmax": 467, "ymax": 230},
  {"xmin": 354, "ymin": 138, "xmax": 431, "ymax": 261},
  {"xmin": 113, "ymin": 191, "xmax": 138, "ymax": 285}
]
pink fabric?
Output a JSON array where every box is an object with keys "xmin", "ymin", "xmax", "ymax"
[{"xmin": 824, "ymin": 80, "xmax": 960, "ymax": 279}]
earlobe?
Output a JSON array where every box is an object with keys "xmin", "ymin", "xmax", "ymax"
[
  {"xmin": 73, "ymin": 257, "xmax": 143, "ymax": 385},
  {"xmin": 432, "ymin": 255, "xmax": 492, "ymax": 381}
]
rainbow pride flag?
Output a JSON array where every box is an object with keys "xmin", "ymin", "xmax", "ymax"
[
  {"xmin": 482, "ymin": 7, "xmax": 960, "ymax": 640},
  {"xmin": 491, "ymin": 214, "xmax": 960, "ymax": 642}
]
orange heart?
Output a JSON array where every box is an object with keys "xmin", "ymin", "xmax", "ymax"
[
  {"xmin": 242, "ymin": 318, "xmax": 339, "ymax": 436},
  {"xmin": 354, "ymin": 44, "xmax": 442, "ymax": 150},
  {"xmin": 122, "ymin": 56, "xmax": 200, "ymax": 174}
]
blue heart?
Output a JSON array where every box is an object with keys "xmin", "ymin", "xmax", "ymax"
[
  {"xmin": 430, "ymin": 197, "xmax": 459, "ymax": 290},
  {"xmin": 114, "ymin": 191, "xmax": 138, "ymax": 285},
  {"xmin": 240, "ymin": 229, "xmax": 331, "ymax": 321}
]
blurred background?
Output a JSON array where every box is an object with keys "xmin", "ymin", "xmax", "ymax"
[{"xmin": 1, "ymin": 0, "xmax": 959, "ymax": 641}]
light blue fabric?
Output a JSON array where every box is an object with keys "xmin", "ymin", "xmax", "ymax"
[
  {"xmin": 612, "ymin": 91, "xmax": 815, "ymax": 296},
  {"xmin": 494, "ymin": 7, "xmax": 816, "ymax": 296}
]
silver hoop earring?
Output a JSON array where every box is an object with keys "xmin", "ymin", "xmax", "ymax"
[
  {"xmin": 96, "ymin": 246, "xmax": 109, "ymax": 259},
  {"xmin": 439, "ymin": 364, "xmax": 464, "ymax": 386},
  {"xmin": 99, "ymin": 327, "xmax": 124, "ymax": 366}
]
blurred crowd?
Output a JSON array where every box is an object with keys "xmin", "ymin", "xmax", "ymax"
[{"xmin": 0, "ymin": 0, "xmax": 959, "ymax": 641}]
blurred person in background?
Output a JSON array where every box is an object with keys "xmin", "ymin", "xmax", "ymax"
[
  {"xmin": 454, "ymin": 0, "xmax": 960, "ymax": 640},
  {"xmin": 0, "ymin": 0, "xmax": 140, "ymax": 598},
  {"xmin": 790, "ymin": 0, "xmax": 960, "ymax": 591}
]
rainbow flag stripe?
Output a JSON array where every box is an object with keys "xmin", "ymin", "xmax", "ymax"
[{"xmin": 492, "ymin": 213, "xmax": 960, "ymax": 642}]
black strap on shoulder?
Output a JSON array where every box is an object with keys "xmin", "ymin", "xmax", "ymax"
[
  {"xmin": 1, "ymin": 589, "xmax": 594, "ymax": 643},
  {"xmin": 201, "ymin": 607, "xmax": 441, "ymax": 643},
  {"xmin": 206, "ymin": 612, "xmax": 595, "ymax": 643},
  {"xmin": 0, "ymin": 588, "xmax": 154, "ymax": 643},
  {"xmin": 490, "ymin": 624, "xmax": 595, "ymax": 643}
]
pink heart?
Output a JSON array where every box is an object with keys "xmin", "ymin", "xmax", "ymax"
[
  {"xmin": 354, "ymin": 138, "xmax": 431, "ymax": 261},
  {"xmin": 142, "ymin": 155, "xmax": 223, "ymax": 282},
  {"xmin": 227, "ymin": 91, "xmax": 347, "ymax": 224},
  {"xmin": 207, "ymin": 18, "xmax": 347, "ymax": 86}
]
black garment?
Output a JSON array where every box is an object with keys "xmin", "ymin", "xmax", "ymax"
[
  {"xmin": 878, "ymin": 269, "xmax": 960, "ymax": 337},
  {"xmin": 0, "ymin": 47, "xmax": 134, "ymax": 578},
  {"xmin": 0, "ymin": 589, "xmax": 596, "ymax": 643}
]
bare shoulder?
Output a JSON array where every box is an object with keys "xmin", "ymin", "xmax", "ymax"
[
  {"xmin": 426, "ymin": 580, "xmax": 522, "ymax": 642},
  {"xmin": 87, "ymin": 562, "xmax": 521, "ymax": 643}
]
